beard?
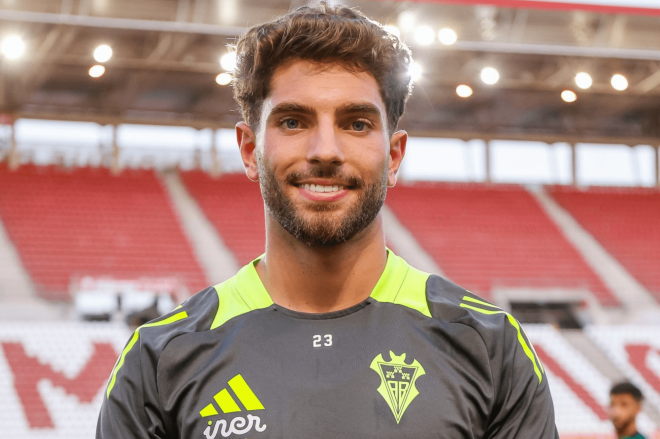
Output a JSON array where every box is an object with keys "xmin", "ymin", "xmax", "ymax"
[{"xmin": 258, "ymin": 158, "xmax": 388, "ymax": 247}]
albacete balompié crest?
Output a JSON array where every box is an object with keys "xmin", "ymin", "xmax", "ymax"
[{"xmin": 370, "ymin": 351, "xmax": 426, "ymax": 424}]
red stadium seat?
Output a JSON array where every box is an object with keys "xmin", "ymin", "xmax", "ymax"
[
  {"xmin": 180, "ymin": 171, "xmax": 265, "ymax": 266},
  {"xmin": 549, "ymin": 186, "xmax": 660, "ymax": 302},
  {"xmin": 0, "ymin": 164, "xmax": 207, "ymax": 300},
  {"xmin": 386, "ymin": 182, "xmax": 618, "ymax": 306}
]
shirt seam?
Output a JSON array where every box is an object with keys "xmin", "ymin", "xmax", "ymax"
[{"xmin": 452, "ymin": 320, "xmax": 495, "ymax": 415}]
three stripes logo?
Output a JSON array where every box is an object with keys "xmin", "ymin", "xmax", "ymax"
[{"xmin": 199, "ymin": 374, "xmax": 267, "ymax": 439}]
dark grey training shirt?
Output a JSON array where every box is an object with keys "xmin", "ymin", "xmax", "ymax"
[{"xmin": 97, "ymin": 250, "xmax": 558, "ymax": 439}]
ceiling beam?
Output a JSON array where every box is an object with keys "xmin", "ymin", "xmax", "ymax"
[
  {"xmin": 3, "ymin": 9, "xmax": 660, "ymax": 61},
  {"xmin": 450, "ymin": 40, "xmax": 660, "ymax": 62},
  {"xmin": 16, "ymin": 27, "xmax": 79, "ymax": 102},
  {"xmin": 635, "ymin": 63, "xmax": 660, "ymax": 94},
  {"xmin": 0, "ymin": 9, "xmax": 244, "ymax": 36}
]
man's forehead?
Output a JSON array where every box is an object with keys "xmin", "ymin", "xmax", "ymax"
[
  {"xmin": 611, "ymin": 393, "xmax": 638, "ymax": 403},
  {"xmin": 264, "ymin": 60, "xmax": 386, "ymax": 117}
]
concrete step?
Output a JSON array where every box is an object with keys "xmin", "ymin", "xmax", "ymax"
[
  {"xmin": 562, "ymin": 329, "xmax": 660, "ymax": 426},
  {"xmin": 381, "ymin": 205, "xmax": 446, "ymax": 277},
  {"xmin": 160, "ymin": 170, "xmax": 239, "ymax": 287},
  {"xmin": 529, "ymin": 187, "xmax": 657, "ymax": 313},
  {"xmin": 0, "ymin": 215, "xmax": 35, "ymax": 300}
]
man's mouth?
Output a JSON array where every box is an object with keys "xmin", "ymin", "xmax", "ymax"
[
  {"xmin": 298, "ymin": 183, "xmax": 346, "ymax": 193},
  {"xmin": 294, "ymin": 182, "xmax": 353, "ymax": 201}
]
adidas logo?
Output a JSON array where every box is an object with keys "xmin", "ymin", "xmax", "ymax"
[{"xmin": 200, "ymin": 374, "xmax": 267, "ymax": 439}]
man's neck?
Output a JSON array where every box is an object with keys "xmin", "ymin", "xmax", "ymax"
[
  {"xmin": 255, "ymin": 214, "xmax": 388, "ymax": 313},
  {"xmin": 617, "ymin": 420, "xmax": 638, "ymax": 438}
]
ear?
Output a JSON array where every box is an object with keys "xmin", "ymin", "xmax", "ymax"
[
  {"xmin": 236, "ymin": 122, "xmax": 259, "ymax": 182},
  {"xmin": 387, "ymin": 130, "xmax": 407, "ymax": 187}
]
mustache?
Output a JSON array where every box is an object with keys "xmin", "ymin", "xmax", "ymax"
[{"xmin": 285, "ymin": 169, "xmax": 365, "ymax": 189}]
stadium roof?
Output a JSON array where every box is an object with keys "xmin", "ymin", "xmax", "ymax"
[{"xmin": 0, "ymin": 0, "xmax": 659, "ymax": 145}]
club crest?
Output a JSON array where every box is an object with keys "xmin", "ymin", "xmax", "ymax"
[{"xmin": 370, "ymin": 351, "xmax": 426, "ymax": 424}]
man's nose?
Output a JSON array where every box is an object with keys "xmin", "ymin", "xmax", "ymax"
[
  {"xmin": 306, "ymin": 119, "xmax": 345, "ymax": 166},
  {"xmin": 607, "ymin": 406, "xmax": 618, "ymax": 420}
]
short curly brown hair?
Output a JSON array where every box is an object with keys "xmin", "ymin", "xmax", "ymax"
[{"xmin": 231, "ymin": 2, "xmax": 413, "ymax": 135}]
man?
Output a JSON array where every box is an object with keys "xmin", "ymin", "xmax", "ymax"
[
  {"xmin": 97, "ymin": 3, "xmax": 558, "ymax": 438},
  {"xmin": 609, "ymin": 382, "xmax": 646, "ymax": 439}
]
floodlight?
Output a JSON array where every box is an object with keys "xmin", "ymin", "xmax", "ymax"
[
  {"xmin": 220, "ymin": 52, "xmax": 237, "ymax": 72},
  {"xmin": 575, "ymin": 72, "xmax": 592, "ymax": 89},
  {"xmin": 456, "ymin": 85, "xmax": 473, "ymax": 98},
  {"xmin": 383, "ymin": 25, "xmax": 400, "ymax": 39},
  {"xmin": 1, "ymin": 35, "xmax": 25, "ymax": 60},
  {"xmin": 438, "ymin": 28, "xmax": 458, "ymax": 46},
  {"xmin": 611, "ymin": 74, "xmax": 628, "ymax": 91},
  {"xmin": 480, "ymin": 67, "xmax": 499, "ymax": 85},
  {"xmin": 216, "ymin": 72, "xmax": 232, "ymax": 86},
  {"xmin": 89, "ymin": 65, "xmax": 106, "ymax": 78},
  {"xmin": 414, "ymin": 26, "xmax": 435, "ymax": 46},
  {"xmin": 561, "ymin": 90, "xmax": 577, "ymax": 103},
  {"xmin": 397, "ymin": 11, "xmax": 416, "ymax": 32},
  {"xmin": 93, "ymin": 44, "xmax": 113, "ymax": 63},
  {"xmin": 409, "ymin": 62, "xmax": 422, "ymax": 82}
]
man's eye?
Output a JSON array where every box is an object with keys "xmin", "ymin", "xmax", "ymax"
[
  {"xmin": 284, "ymin": 119, "xmax": 299, "ymax": 129},
  {"xmin": 351, "ymin": 121, "xmax": 367, "ymax": 131}
]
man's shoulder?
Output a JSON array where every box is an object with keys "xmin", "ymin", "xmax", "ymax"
[
  {"xmin": 134, "ymin": 285, "xmax": 219, "ymax": 351},
  {"xmin": 424, "ymin": 274, "xmax": 520, "ymax": 345},
  {"xmin": 387, "ymin": 254, "xmax": 512, "ymax": 338}
]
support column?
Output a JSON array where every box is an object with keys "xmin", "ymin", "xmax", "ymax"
[
  {"xmin": 570, "ymin": 142, "xmax": 578, "ymax": 186},
  {"xmin": 656, "ymin": 144, "xmax": 660, "ymax": 188},
  {"xmin": 111, "ymin": 124, "xmax": 120, "ymax": 174},
  {"xmin": 8, "ymin": 120, "xmax": 18, "ymax": 170},
  {"xmin": 210, "ymin": 128, "xmax": 222, "ymax": 178},
  {"xmin": 484, "ymin": 139, "xmax": 491, "ymax": 183}
]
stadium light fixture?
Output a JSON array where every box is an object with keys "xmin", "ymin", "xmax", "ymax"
[
  {"xmin": 561, "ymin": 90, "xmax": 577, "ymax": 103},
  {"xmin": 93, "ymin": 44, "xmax": 113, "ymax": 63},
  {"xmin": 397, "ymin": 11, "xmax": 416, "ymax": 32},
  {"xmin": 414, "ymin": 26, "xmax": 435, "ymax": 46},
  {"xmin": 220, "ymin": 52, "xmax": 237, "ymax": 72},
  {"xmin": 575, "ymin": 72, "xmax": 592, "ymax": 89},
  {"xmin": 1, "ymin": 35, "xmax": 25, "ymax": 60},
  {"xmin": 215, "ymin": 72, "xmax": 232, "ymax": 86},
  {"xmin": 89, "ymin": 64, "xmax": 106, "ymax": 78},
  {"xmin": 409, "ymin": 62, "xmax": 422, "ymax": 82},
  {"xmin": 611, "ymin": 74, "xmax": 628, "ymax": 91},
  {"xmin": 456, "ymin": 84, "xmax": 473, "ymax": 98},
  {"xmin": 480, "ymin": 67, "xmax": 499, "ymax": 85},
  {"xmin": 438, "ymin": 28, "xmax": 458, "ymax": 46},
  {"xmin": 383, "ymin": 25, "xmax": 400, "ymax": 39}
]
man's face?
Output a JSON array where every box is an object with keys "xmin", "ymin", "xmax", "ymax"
[
  {"xmin": 240, "ymin": 60, "xmax": 406, "ymax": 247},
  {"xmin": 609, "ymin": 393, "xmax": 641, "ymax": 432}
]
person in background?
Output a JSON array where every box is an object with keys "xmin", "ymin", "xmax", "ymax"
[{"xmin": 609, "ymin": 382, "xmax": 646, "ymax": 439}]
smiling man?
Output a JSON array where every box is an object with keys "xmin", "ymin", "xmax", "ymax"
[{"xmin": 97, "ymin": 3, "xmax": 558, "ymax": 439}]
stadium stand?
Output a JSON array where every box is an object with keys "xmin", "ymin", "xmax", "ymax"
[
  {"xmin": 587, "ymin": 326, "xmax": 660, "ymax": 416},
  {"xmin": 180, "ymin": 171, "xmax": 265, "ymax": 266},
  {"xmin": 385, "ymin": 182, "xmax": 618, "ymax": 306},
  {"xmin": 548, "ymin": 186, "xmax": 660, "ymax": 303},
  {"xmin": 0, "ymin": 322, "xmax": 129, "ymax": 438},
  {"xmin": 0, "ymin": 164, "xmax": 207, "ymax": 300},
  {"xmin": 524, "ymin": 325, "xmax": 649, "ymax": 435}
]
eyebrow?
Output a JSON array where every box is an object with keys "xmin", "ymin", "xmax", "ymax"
[
  {"xmin": 268, "ymin": 102, "xmax": 317, "ymax": 120},
  {"xmin": 334, "ymin": 102, "xmax": 382, "ymax": 120},
  {"xmin": 267, "ymin": 101, "xmax": 383, "ymax": 122}
]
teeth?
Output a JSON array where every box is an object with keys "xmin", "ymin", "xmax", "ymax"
[{"xmin": 301, "ymin": 184, "xmax": 344, "ymax": 193}]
